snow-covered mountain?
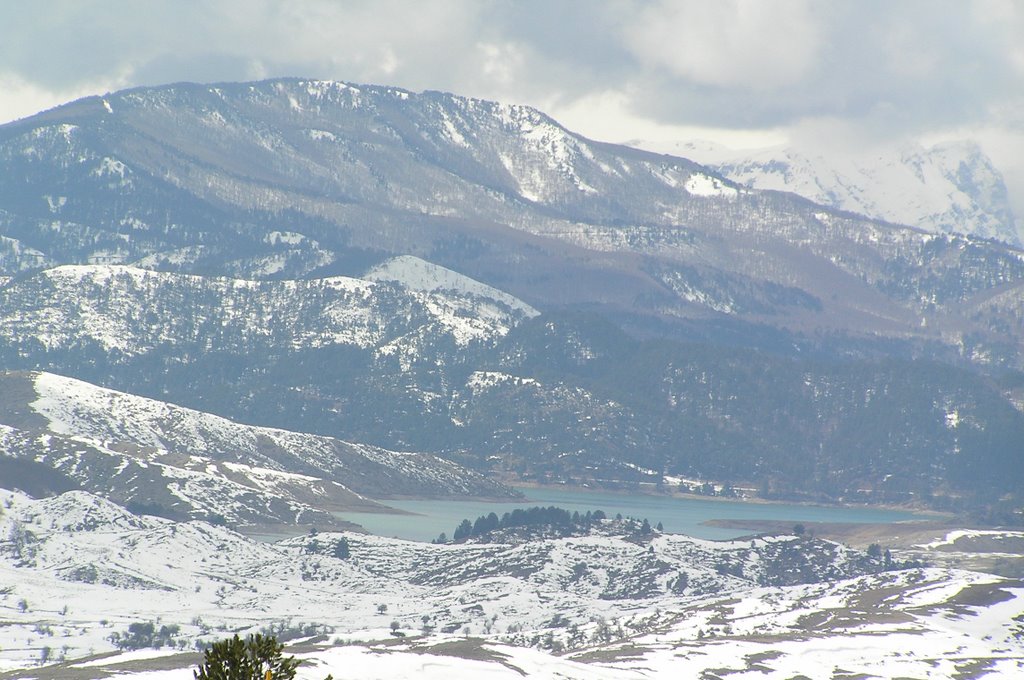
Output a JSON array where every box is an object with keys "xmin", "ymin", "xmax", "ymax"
[
  {"xmin": 0, "ymin": 79, "xmax": 1022, "ymax": 514},
  {"xmin": 0, "ymin": 371, "xmax": 514, "ymax": 528},
  {"xmin": 641, "ymin": 138, "xmax": 1022, "ymax": 246},
  {"xmin": 2, "ymin": 79, "xmax": 1022, "ymax": 360},
  {"xmin": 0, "ymin": 264, "xmax": 527, "ymax": 358},
  {"xmin": 365, "ymin": 255, "xmax": 539, "ymax": 318},
  {"xmin": 1, "ymin": 488, "xmax": 1021, "ymax": 677},
  {"xmin": 1, "ymin": 262, "xmax": 1022, "ymax": 511}
]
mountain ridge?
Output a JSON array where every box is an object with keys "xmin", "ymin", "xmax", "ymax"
[
  {"xmin": 0, "ymin": 78, "xmax": 1021, "ymax": 517},
  {"xmin": 0, "ymin": 369, "xmax": 516, "ymax": 529},
  {"xmin": 3, "ymin": 77, "xmax": 1022, "ymax": 366},
  {"xmin": 639, "ymin": 138, "xmax": 1023, "ymax": 246}
]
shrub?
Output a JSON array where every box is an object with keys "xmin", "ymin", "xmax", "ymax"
[{"xmin": 109, "ymin": 621, "xmax": 181, "ymax": 650}]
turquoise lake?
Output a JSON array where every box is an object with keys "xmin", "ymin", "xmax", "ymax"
[{"xmin": 338, "ymin": 486, "xmax": 923, "ymax": 542}]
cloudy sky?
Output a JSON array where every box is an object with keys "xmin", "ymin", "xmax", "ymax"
[{"xmin": 3, "ymin": 1, "xmax": 1024, "ymax": 213}]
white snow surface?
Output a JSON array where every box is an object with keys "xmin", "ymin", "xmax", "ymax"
[
  {"xmin": 683, "ymin": 172, "xmax": 739, "ymax": 198},
  {"xmin": 14, "ymin": 371, "xmax": 506, "ymax": 508},
  {"xmin": 1, "ymin": 488, "xmax": 1022, "ymax": 677},
  {"xmin": 364, "ymin": 256, "xmax": 538, "ymax": 317},
  {"xmin": 0, "ymin": 265, "xmax": 528, "ymax": 355},
  {"xmin": 638, "ymin": 138, "xmax": 1023, "ymax": 246},
  {"xmin": 918, "ymin": 528, "xmax": 1024, "ymax": 550}
]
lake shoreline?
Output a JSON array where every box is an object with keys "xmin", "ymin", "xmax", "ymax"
[
  {"xmin": 508, "ymin": 478, "xmax": 952, "ymax": 518},
  {"xmin": 336, "ymin": 483, "xmax": 930, "ymax": 543},
  {"xmin": 702, "ymin": 517, "xmax": 979, "ymax": 551}
]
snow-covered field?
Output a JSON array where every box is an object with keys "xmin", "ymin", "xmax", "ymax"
[{"xmin": 1, "ymin": 488, "xmax": 1021, "ymax": 678}]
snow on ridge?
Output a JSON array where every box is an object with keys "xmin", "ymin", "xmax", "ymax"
[
  {"xmin": 21, "ymin": 370, "xmax": 507, "ymax": 501},
  {"xmin": 437, "ymin": 108, "xmax": 470, "ymax": 148},
  {"xmin": 221, "ymin": 461, "xmax": 321, "ymax": 485},
  {"xmin": 653, "ymin": 138, "xmax": 1022, "ymax": 245},
  {"xmin": 264, "ymin": 230, "xmax": 307, "ymax": 246},
  {"xmin": 364, "ymin": 255, "xmax": 538, "ymax": 317},
  {"xmin": 305, "ymin": 128, "xmax": 336, "ymax": 141},
  {"xmin": 39, "ymin": 263, "xmax": 274, "ymax": 291},
  {"xmin": 12, "ymin": 264, "xmax": 517, "ymax": 355},
  {"xmin": 31, "ymin": 371, "xmax": 193, "ymax": 449},
  {"xmin": 684, "ymin": 172, "xmax": 738, "ymax": 198},
  {"xmin": 466, "ymin": 371, "xmax": 538, "ymax": 393},
  {"xmin": 26, "ymin": 370, "xmax": 343, "ymax": 462}
]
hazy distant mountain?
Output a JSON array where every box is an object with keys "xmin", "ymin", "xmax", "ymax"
[{"xmin": 637, "ymin": 139, "xmax": 1022, "ymax": 246}]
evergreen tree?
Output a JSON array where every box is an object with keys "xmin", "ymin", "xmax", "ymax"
[
  {"xmin": 333, "ymin": 537, "xmax": 350, "ymax": 559},
  {"xmin": 453, "ymin": 519, "xmax": 473, "ymax": 541},
  {"xmin": 194, "ymin": 634, "xmax": 299, "ymax": 680}
]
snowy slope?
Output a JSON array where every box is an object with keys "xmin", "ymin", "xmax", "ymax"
[
  {"xmin": 365, "ymin": 256, "xmax": 538, "ymax": 317},
  {"xmin": 0, "ymin": 422, "xmax": 369, "ymax": 528},
  {"xmin": 17, "ymin": 371, "xmax": 511, "ymax": 498},
  {"xmin": 1, "ymin": 77, "xmax": 1023, "ymax": 369},
  {"xmin": 0, "ymin": 371, "xmax": 514, "ymax": 517},
  {"xmin": 643, "ymin": 138, "xmax": 1023, "ymax": 246},
  {"xmin": 0, "ymin": 265, "xmax": 526, "ymax": 356},
  {"xmin": 0, "ymin": 489, "xmax": 1021, "ymax": 677}
]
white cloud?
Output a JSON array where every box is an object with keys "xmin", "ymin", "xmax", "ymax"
[
  {"xmin": 548, "ymin": 89, "xmax": 787, "ymax": 149},
  {"xmin": 1, "ymin": 0, "xmax": 1022, "ymax": 218},
  {"xmin": 0, "ymin": 72, "xmax": 130, "ymax": 124},
  {"xmin": 622, "ymin": 0, "xmax": 823, "ymax": 90},
  {"xmin": 477, "ymin": 42, "xmax": 528, "ymax": 88}
]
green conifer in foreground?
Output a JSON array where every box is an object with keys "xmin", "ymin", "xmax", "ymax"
[{"xmin": 194, "ymin": 634, "xmax": 299, "ymax": 680}]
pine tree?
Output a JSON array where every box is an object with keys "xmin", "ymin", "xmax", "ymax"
[
  {"xmin": 453, "ymin": 519, "xmax": 473, "ymax": 541},
  {"xmin": 194, "ymin": 634, "xmax": 299, "ymax": 680}
]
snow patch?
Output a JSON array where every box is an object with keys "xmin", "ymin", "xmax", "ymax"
[
  {"xmin": 365, "ymin": 256, "xmax": 538, "ymax": 317},
  {"xmin": 91, "ymin": 157, "xmax": 128, "ymax": 179},
  {"xmin": 684, "ymin": 173, "xmax": 738, "ymax": 198},
  {"xmin": 264, "ymin": 231, "xmax": 307, "ymax": 246},
  {"xmin": 306, "ymin": 129, "xmax": 337, "ymax": 142},
  {"xmin": 43, "ymin": 195, "xmax": 67, "ymax": 213}
]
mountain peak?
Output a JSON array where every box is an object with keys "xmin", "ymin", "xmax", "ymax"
[{"xmin": 645, "ymin": 138, "xmax": 1022, "ymax": 246}]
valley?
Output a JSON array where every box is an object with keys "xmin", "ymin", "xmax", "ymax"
[{"xmin": 1, "ymin": 488, "xmax": 1022, "ymax": 678}]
